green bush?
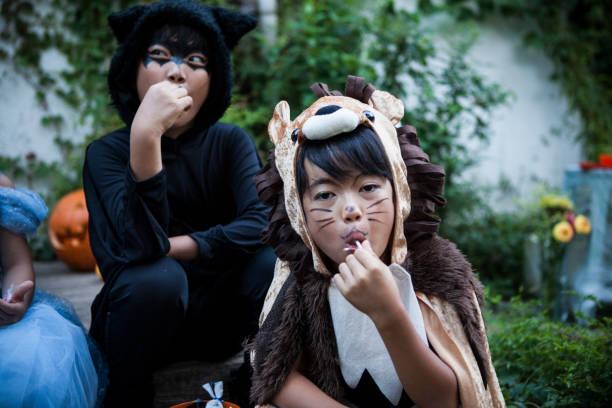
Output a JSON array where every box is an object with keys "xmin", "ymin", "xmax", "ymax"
[
  {"xmin": 486, "ymin": 294, "xmax": 612, "ymax": 407},
  {"xmin": 441, "ymin": 186, "xmax": 593, "ymax": 301},
  {"xmin": 441, "ymin": 199, "xmax": 528, "ymax": 297}
]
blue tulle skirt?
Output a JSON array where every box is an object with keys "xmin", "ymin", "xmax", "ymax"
[{"xmin": 0, "ymin": 289, "xmax": 106, "ymax": 408}]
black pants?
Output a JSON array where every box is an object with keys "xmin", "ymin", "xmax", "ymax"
[{"xmin": 101, "ymin": 246, "xmax": 276, "ymax": 407}]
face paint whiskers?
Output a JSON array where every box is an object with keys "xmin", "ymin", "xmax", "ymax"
[
  {"xmin": 366, "ymin": 196, "xmax": 390, "ymax": 224},
  {"xmin": 310, "ymin": 208, "xmax": 335, "ymax": 231}
]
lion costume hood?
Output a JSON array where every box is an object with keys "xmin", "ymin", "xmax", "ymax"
[{"xmin": 250, "ymin": 76, "xmax": 505, "ymax": 407}]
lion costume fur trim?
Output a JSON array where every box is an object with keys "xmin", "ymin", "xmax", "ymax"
[{"xmin": 250, "ymin": 235, "xmax": 505, "ymax": 406}]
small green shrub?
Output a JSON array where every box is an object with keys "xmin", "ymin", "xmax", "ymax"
[
  {"xmin": 486, "ymin": 294, "xmax": 612, "ymax": 407},
  {"xmin": 440, "ymin": 186, "xmax": 528, "ymax": 297}
]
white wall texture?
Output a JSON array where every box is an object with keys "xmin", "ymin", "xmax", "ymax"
[
  {"xmin": 0, "ymin": 48, "xmax": 92, "ymax": 163},
  {"xmin": 461, "ymin": 18, "xmax": 583, "ymax": 201}
]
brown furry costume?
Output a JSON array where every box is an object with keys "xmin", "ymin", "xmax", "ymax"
[{"xmin": 250, "ymin": 76, "xmax": 504, "ymax": 407}]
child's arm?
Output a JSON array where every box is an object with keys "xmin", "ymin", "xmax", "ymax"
[
  {"xmin": 0, "ymin": 174, "xmax": 35, "ymax": 326},
  {"xmin": 334, "ymin": 240, "xmax": 458, "ymax": 408},
  {"xmin": 272, "ymin": 368, "xmax": 348, "ymax": 408},
  {"xmin": 130, "ymin": 80, "xmax": 197, "ymax": 259},
  {"xmin": 167, "ymin": 235, "xmax": 199, "ymax": 260},
  {"xmin": 129, "ymin": 80, "xmax": 192, "ymax": 181}
]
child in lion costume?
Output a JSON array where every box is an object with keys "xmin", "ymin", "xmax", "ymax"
[{"xmin": 249, "ymin": 76, "xmax": 505, "ymax": 407}]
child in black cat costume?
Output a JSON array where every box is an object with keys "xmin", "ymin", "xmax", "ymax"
[{"xmin": 83, "ymin": 1, "xmax": 275, "ymax": 405}]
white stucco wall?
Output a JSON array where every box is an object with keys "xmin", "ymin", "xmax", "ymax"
[
  {"xmin": 396, "ymin": 0, "xmax": 583, "ymax": 207},
  {"xmin": 0, "ymin": 48, "xmax": 91, "ymax": 164},
  {"xmin": 462, "ymin": 18, "xmax": 583, "ymax": 201}
]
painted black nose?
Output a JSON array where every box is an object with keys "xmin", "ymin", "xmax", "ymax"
[{"xmin": 315, "ymin": 105, "xmax": 341, "ymax": 115}]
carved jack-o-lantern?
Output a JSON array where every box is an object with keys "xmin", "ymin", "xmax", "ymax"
[{"xmin": 48, "ymin": 189, "xmax": 96, "ymax": 271}]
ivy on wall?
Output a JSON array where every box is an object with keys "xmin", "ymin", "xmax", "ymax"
[
  {"xmin": 1, "ymin": 0, "xmax": 138, "ymax": 197},
  {"xmin": 422, "ymin": 0, "xmax": 612, "ymax": 159}
]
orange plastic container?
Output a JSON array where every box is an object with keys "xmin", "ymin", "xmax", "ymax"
[{"xmin": 599, "ymin": 153, "xmax": 612, "ymax": 167}]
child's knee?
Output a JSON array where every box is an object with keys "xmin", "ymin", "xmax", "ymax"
[{"xmin": 110, "ymin": 257, "xmax": 188, "ymax": 312}]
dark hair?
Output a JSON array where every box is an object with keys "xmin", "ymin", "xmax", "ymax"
[
  {"xmin": 296, "ymin": 126, "xmax": 393, "ymax": 198},
  {"xmin": 146, "ymin": 24, "xmax": 209, "ymax": 61}
]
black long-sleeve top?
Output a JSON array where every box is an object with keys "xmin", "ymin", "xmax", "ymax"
[{"xmin": 83, "ymin": 123, "xmax": 268, "ymax": 338}]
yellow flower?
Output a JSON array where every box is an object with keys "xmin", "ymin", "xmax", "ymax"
[
  {"xmin": 539, "ymin": 194, "xmax": 574, "ymax": 211},
  {"xmin": 574, "ymin": 215, "xmax": 591, "ymax": 234},
  {"xmin": 552, "ymin": 221, "xmax": 574, "ymax": 243}
]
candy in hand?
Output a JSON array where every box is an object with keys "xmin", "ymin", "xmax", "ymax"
[{"xmin": 3, "ymin": 283, "xmax": 14, "ymax": 302}]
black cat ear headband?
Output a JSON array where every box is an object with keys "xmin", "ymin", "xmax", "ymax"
[{"xmin": 108, "ymin": 0, "xmax": 256, "ymax": 50}]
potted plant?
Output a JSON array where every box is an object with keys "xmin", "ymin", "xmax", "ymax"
[{"xmin": 521, "ymin": 190, "xmax": 591, "ymax": 304}]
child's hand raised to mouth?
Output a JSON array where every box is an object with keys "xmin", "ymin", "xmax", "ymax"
[
  {"xmin": 334, "ymin": 240, "xmax": 404, "ymax": 328},
  {"xmin": 131, "ymin": 80, "xmax": 193, "ymax": 138}
]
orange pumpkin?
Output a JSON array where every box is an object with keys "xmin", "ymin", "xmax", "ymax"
[{"xmin": 48, "ymin": 189, "xmax": 96, "ymax": 271}]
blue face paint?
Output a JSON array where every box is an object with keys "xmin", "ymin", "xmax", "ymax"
[
  {"xmin": 143, "ymin": 49, "xmax": 208, "ymax": 72},
  {"xmin": 142, "ymin": 24, "xmax": 209, "ymax": 72}
]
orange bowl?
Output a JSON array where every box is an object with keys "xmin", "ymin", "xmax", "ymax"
[
  {"xmin": 170, "ymin": 401, "xmax": 239, "ymax": 408},
  {"xmin": 599, "ymin": 153, "xmax": 612, "ymax": 167}
]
